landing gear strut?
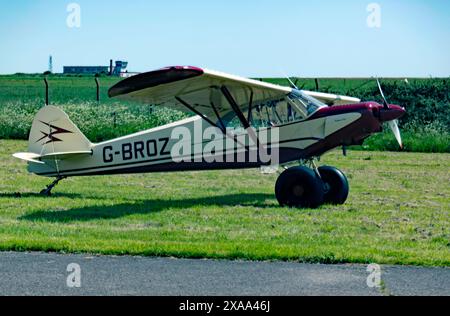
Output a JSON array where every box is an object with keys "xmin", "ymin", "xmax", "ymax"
[
  {"xmin": 275, "ymin": 159, "xmax": 349, "ymax": 208},
  {"xmin": 40, "ymin": 176, "xmax": 66, "ymax": 196}
]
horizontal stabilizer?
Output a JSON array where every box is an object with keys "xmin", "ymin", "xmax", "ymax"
[
  {"xmin": 12, "ymin": 152, "xmax": 45, "ymax": 164},
  {"xmin": 13, "ymin": 150, "xmax": 92, "ymax": 163}
]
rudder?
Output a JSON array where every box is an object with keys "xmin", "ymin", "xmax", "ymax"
[{"xmin": 28, "ymin": 105, "xmax": 92, "ymax": 155}]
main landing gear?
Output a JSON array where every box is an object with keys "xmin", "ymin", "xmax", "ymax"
[{"xmin": 275, "ymin": 159, "xmax": 349, "ymax": 208}]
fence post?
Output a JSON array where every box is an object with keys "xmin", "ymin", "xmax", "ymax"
[
  {"xmin": 112, "ymin": 112, "xmax": 116, "ymax": 128},
  {"xmin": 44, "ymin": 77, "xmax": 49, "ymax": 105},
  {"xmin": 95, "ymin": 77, "xmax": 100, "ymax": 102},
  {"xmin": 315, "ymin": 78, "xmax": 320, "ymax": 91}
]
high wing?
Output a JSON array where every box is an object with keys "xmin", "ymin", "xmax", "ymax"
[
  {"xmin": 303, "ymin": 91, "xmax": 360, "ymax": 105},
  {"xmin": 108, "ymin": 66, "xmax": 360, "ymax": 129},
  {"xmin": 109, "ymin": 66, "xmax": 291, "ymax": 129}
]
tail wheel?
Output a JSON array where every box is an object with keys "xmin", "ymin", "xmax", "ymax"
[
  {"xmin": 275, "ymin": 166, "xmax": 324, "ymax": 208},
  {"xmin": 318, "ymin": 166, "xmax": 349, "ymax": 205}
]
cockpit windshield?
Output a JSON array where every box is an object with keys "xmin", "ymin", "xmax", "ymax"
[
  {"xmin": 242, "ymin": 90, "xmax": 326, "ymax": 128},
  {"xmin": 287, "ymin": 90, "xmax": 327, "ymax": 116}
]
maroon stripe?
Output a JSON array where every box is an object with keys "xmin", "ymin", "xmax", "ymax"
[{"xmin": 309, "ymin": 102, "xmax": 382, "ymax": 120}]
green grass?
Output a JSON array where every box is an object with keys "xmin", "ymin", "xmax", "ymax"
[
  {"xmin": 0, "ymin": 139, "xmax": 449, "ymax": 266},
  {"xmin": 0, "ymin": 74, "xmax": 121, "ymax": 104}
]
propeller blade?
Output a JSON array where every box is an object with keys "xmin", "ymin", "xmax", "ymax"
[
  {"xmin": 376, "ymin": 78, "xmax": 389, "ymax": 109},
  {"xmin": 388, "ymin": 120, "xmax": 403, "ymax": 149}
]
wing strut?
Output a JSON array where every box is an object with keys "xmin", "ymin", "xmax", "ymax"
[
  {"xmin": 220, "ymin": 85, "xmax": 262, "ymax": 154},
  {"xmin": 220, "ymin": 86, "xmax": 251, "ymax": 129},
  {"xmin": 247, "ymin": 90, "xmax": 254, "ymax": 122},
  {"xmin": 175, "ymin": 95, "xmax": 248, "ymax": 150},
  {"xmin": 175, "ymin": 96, "xmax": 219, "ymax": 129}
]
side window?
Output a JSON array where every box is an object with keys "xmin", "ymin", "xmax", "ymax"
[
  {"xmin": 249, "ymin": 104, "xmax": 267, "ymax": 128},
  {"xmin": 223, "ymin": 93, "xmax": 319, "ymax": 131},
  {"xmin": 250, "ymin": 103, "xmax": 277, "ymax": 128},
  {"xmin": 250, "ymin": 97, "xmax": 306, "ymax": 128}
]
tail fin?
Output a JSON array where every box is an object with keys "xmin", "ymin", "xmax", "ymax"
[{"xmin": 27, "ymin": 105, "xmax": 92, "ymax": 155}]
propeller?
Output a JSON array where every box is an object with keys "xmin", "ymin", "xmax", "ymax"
[
  {"xmin": 376, "ymin": 78, "xmax": 389, "ymax": 110},
  {"xmin": 376, "ymin": 78, "xmax": 403, "ymax": 148},
  {"xmin": 388, "ymin": 120, "xmax": 402, "ymax": 149}
]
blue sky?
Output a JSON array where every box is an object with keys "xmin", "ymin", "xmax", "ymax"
[{"xmin": 0, "ymin": 0, "xmax": 449, "ymax": 77}]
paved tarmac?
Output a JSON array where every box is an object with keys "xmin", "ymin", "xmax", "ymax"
[{"xmin": 0, "ymin": 252, "xmax": 448, "ymax": 295}]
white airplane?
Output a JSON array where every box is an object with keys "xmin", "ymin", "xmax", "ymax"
[{"xmin": 13, "ymin": 66, "xmax": 405, "ymax": 208}]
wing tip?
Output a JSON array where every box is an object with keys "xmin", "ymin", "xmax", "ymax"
[{"xmin": 108, "ymin": 66, "xmax": 204, "ymax": 98}]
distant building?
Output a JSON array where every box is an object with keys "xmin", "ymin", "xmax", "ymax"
[
  {"xmin": 63, "ymin": 66, "xmax": 109, "ymax": 75},
  {"xmin": 112, "ymin": 61, "xmax": 128, "ymax": 76},
  {"xmin": 63, "ymin": 60, "xmax": 128, "ymax": 76}
]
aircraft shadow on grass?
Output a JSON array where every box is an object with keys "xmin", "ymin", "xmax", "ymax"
[
  {"xmin": 0, "ymin": 192, "xmax": 83, "ymax": 199},
  {"xmin": 19, "ymin": 193, "xmax": 275, "ymax": 223}
]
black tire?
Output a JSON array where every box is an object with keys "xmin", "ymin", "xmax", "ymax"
[
  {"xmin": 318, "ymin": 166, "xmax": 349, "ymax": 205},
  {"xmin": 275, "ymin": 166, "xmax": 324, "ymax": 208}
]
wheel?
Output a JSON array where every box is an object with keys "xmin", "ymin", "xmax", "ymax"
[
  {"xmin": 275, "ymin": 166, "xmax": 324, "ymax": 208},
  {"xmin": 318, "ymin": 166, "xmax": 349, "ymax": 205}
]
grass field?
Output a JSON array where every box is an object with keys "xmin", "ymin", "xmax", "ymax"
[{"xmin": 0, "ymin": 139, "xmax": 448, "ymax": 266}]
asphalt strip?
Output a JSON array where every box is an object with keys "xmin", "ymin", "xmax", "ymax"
[{"xmin": 0, "ymin": 251, "xmax": 448, "ymax": 295}]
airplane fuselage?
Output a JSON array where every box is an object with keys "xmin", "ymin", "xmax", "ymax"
[{"xmin": 29, "ymin": 101, "xmax": 403, "ymax": 178}]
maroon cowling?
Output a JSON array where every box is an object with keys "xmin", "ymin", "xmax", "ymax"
[
  {"xmin": 301, "ymin": 101, "xmax": 406, "ymax": 157},
  {"xmin": 310, "ymin": 101, "xmax": 405, "ymax": 122},
  {"xmin": 378, "ymin": 104, "xmax": 406, "ymax": 122}
]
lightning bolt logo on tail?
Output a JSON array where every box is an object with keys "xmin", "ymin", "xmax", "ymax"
[{"xmin": 35, "ymin": 121, "xmax": 73, "ymax": 145}]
